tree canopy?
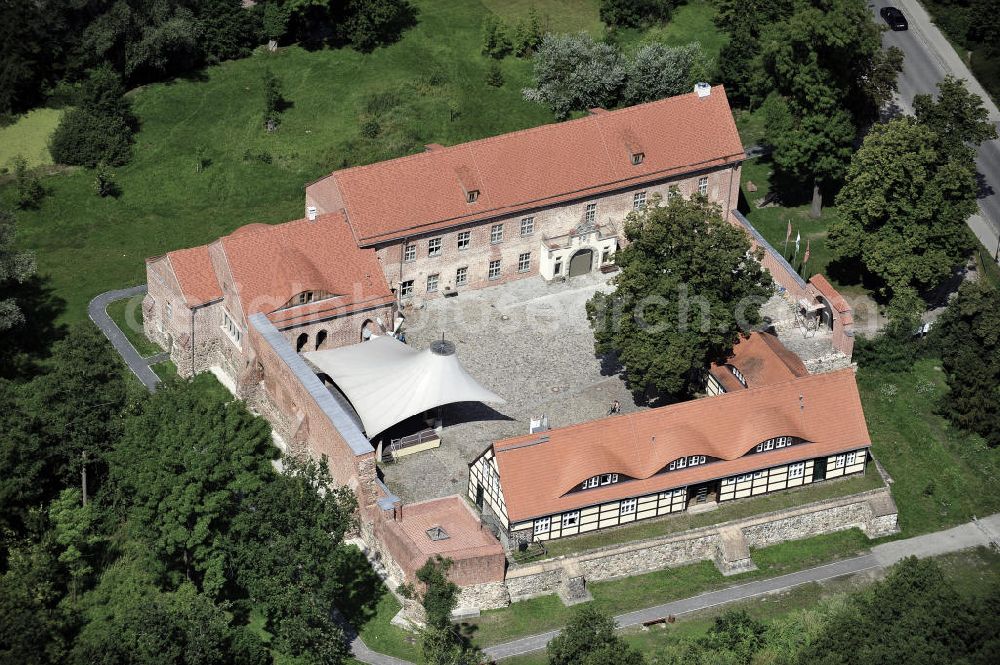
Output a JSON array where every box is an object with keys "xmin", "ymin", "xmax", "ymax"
[
  {"xmin": 547, "ymin": 606, "xmax": 645, "ymax": 665},
  {"xmin": 0, "ymin": 209, "xmax": 37, "ymax": 333},
  {"xmin": 587, "ymin": 194, "xmax": 770, "ymax": 401},
  {"xmin": 828, "ymin": 117, "xmax": 977, "ymax": 295}
]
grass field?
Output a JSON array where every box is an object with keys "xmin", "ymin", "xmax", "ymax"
[
  {"xmin": 0, "ymin": 108, "xmax": 62, "ymax": 169},
  {"xmin": 859, "ymin": 358, "xmax": 1000, "ymax": 536},
  {"xmin": 105, "ymin": 293, "xmax": 161, "ymax": 357}
]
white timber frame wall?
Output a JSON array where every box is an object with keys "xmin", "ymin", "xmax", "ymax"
[{"xmin": 468, "ymin": 449, "xmax": 509, "ymax": 529}]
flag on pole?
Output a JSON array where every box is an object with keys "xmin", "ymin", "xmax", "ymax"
[
  {"xmin": 803, "ymin": 239, "xmax": 811, "ymax": 265},
  {"xmin": 795, "ymin": 231, "xmax": 801, "ymax": 254}
]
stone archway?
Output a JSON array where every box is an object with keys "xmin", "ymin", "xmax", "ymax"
[
  {"xmin": 315, "ymin": 330, "xmax": 328, "ymax": 350},
  {"xmin": 296, "ymin": 332, "xmax": 309, "ymax": 352},
  {"xmin": 568, "ymin": 248, "xmax": 594, "ymax": 277},
  {"xmin": 361, "ymin": 319, "xmax": 378, "ymax": 341}
]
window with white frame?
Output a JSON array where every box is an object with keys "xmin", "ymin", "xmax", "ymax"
[
  {"xmin": 466, "ymin": 189, "xmax": 479, "ymax": 203},
  {"xmin": 222, "ymin": 311, "xmax": 243, "ymax": 345},
  {"xmin": 754, "ymin": 471, "xmax": 765, "ymax": 479},
  {"xmin": 674, "ymin": 488, "xmax": 685, "ymax": 496},
  {"xmin": 631, "ymin": 151, "xmax": 644, "ymax": 166},
  {"xmin": 789, "ymin": 462, "xmax": 805, "ymax": 478},
  {"xmin": 730, "ymin": 365, "xmax": 747, "ymax": 387},
  {"xmin": 832, "ymin": 454, "xmax": 846, "ymax": 469},
  {"xmin": 580, "ymin": 473, "xmax": 619, "ymax": 490},
  {"xmin": 517, "ymin": 252, "xmax": 531, "ymax": 272},
  {"xmin": 488, "ymin": 259, "xmax": 501, "ymax": 280},
  {"xmin": 520, "ymin": 217, "xmax": 534, "ymax": 236},
  {"xmin": 581, "ymin": 476, "xmax": 599, "ymax": 490},
  {"xmin": 601, "ymin": 473, "xmax": 618, "ymax": 485},
  {"xmin": 457, "ymin": 231, "xmax": 471, "ymax": 250},
  {"xmin": 668, "ymin": 455, "xmax": 706, "ymax": 471},
  {"xmin": 756, "ymin": 436, "xmax": 794, "ymax": 453},
  {"xmin": 723, "ymin": 477, "xmax": 734, "ymax": 485},
  {"xmin": 698, "ymin": 176, "xmax": 708, "ymax": 196},
  {"xmin": 400, "ymin": 280, "xmax": 414, "ymax": 297},
  {"xmin": 534, "ymin": 517, "xmax": 550, "ymax": 535},
  {"xmin": 403, "ymin": 243, "xmax": 416, "ymax": 262},
  {"xmin": 735, "ymin": 473, "xmax": 753, "ymax": 483},
  {"xmin": 847, "ymin": 451, "xmax": 859, "ymax": 465},
  {"xmin": 426, "ymin": 274, "xmax": 439, "ymax": 293},
  {"xmin": 490, "ymin": 224, "xmax": 504, "ymax": 244},
  {"xmin": 455, "ymin": 266, "xmax": 468, "ymax": 286},
  {"xmin": 633, "ymin": 191, "xmax": 647, "ymax": 210},
  {"xmin": 563, "ymin": 511, "xmax": 579, "ymax": 527},
  {"xmin": 584, "ymin": 203, "xmax": 597, "ymax": 224},
  {"xmin": 621, "ymin": 498, "xmax": 637, "ymax": 514},
  {"xmin": 428, "ymin": 237, "xmax": 442, "ymax": 256}
]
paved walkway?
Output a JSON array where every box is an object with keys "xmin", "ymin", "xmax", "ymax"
[{"xmin": 88, "ymin": 286, "xmax": 163, "ymax": 392}]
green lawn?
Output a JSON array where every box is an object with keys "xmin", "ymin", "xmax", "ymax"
[
  {"xmin": 0, "ymin": 108, "xmax": 63, "ymax": 169},
  {"xmin": 860, "ymin": 358, "xmax": 1000, "ymax": 536},
  {"xmin": 467, "ymin": 529, "xmax": 869, "ymax": 647},
  {"xmin": 356, "ymin": 592, "xmax": 422, "ymax": 662},
  {"xmin": 615, "ymin": 0, "xmax": 727, "ymax": 61},
  {"xmin": 541, "ymin": 467, "xmax": 883, "ymax": 559},
  {"xmin": 482, "ymin": 0, "xmax": 603, "ymax": 34},
  {"xmin": 105, "ymin": 293, "xmax": 161, "ymax": 357}
]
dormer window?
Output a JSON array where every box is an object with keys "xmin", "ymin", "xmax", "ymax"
[
  {"xmin": 466, "ymin": 189, "xmax": 479, "ymax": 203},
  {"xmin": 631, "ymin": 152, "xmax": 644, "ymax": 165},
  {"xmin": 297, "ymin": 291, "xmax": 314, "ymax": 305},
  {"xmin": 580, "ymin": 473, "xmax": 619, "ymax": 490}
]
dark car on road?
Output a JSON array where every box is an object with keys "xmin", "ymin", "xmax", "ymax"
[{"xmin": 880, "ymin": 6, "xmax": 909, "ymax": 30}]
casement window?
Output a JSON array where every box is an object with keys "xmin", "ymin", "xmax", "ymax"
[
  {"xmin": 222, "ymin": 311, "xmax": 243, "ymax": 345},
  {"xmin": 581, "ymin": 476, "xmax": 599, "ymax": 490},
  {"xmin": 466, "ymin": 189, "xmax": 479, "ymax": 203},
  {"xmin": 631, "ymin": 152, "xmax": 644, "ymax": 166},
  {"xmin": 584, "ymin": 203, "xmax": 597, "ymax": 224},
  {"xmin": 600, "ymin": 473, "xmax": 618, "ymax": 485},
  {"xmin": 403, "ymin": 243, "xmax": 416, "ymax": 262},
  {"xmin": 296, "ymin": 291, "xmax": 314, "ymax": 305},
  {"xmin": 534, "ymin": 517, "xmax": 550, "ymax": 535},
  {"xmin": 673, "ymin": 488, "xmax": 686, "ymax": 497},
  {"xmin": 520, "ymin": 217, "xmax": 534, "ymax": 236},
  {"xmin": 754, "ymin": 471, "xmax": 765, "ymax": 479},
  {"xmin": 428, "ymin": 237, "xmax": 442, "ymax": 257},
  {"xmin": 490, "ymin": 224, "xmax": 504, "ymax": 244},
  {"xmin": 731, "ymin": 365, "xmax": 747, "ymax": 387},
  {"xmin": 621, "ymin": 498, "xmax": 637, "ymax": 514},
  {"xmin": 455, "ymin": 266, "xmax": 468, "ymax": 286},
  {"xmin": 789, "ymin": 462, "xmax": 805, "ymax": 479},
  {"xmin": 457, "ymin": 231, "xmax": 471, "ymax": 250},
  {"xmin": 756, "ymin": 436, "xmax": 794, "ymax": 453},
  {"xmin": 698, "ymin": 176, "xmax": 708, "ymax": 196},
  {"xmin": 832, "ymin": 454, "xmax": 846, "ymax": 469},
  {"xmin": 488, "ymin": 259, "xmax": 501, "ymax": 280},
  {"xmin": 580, "ymin": 473, "xmax": 619, "ymax": 490},
  {"xmin": 517, "ymin": 252, "xmax": 531, "ymax": 272},
  {"xmin": 399, "ymin": 280, "xmax": 414, "ymax": 298},
  {"xmin": 847, "ymin": 451, "xmax": 859, "ymax": 465},
  {"xmin": 486, "ymin": 464, "xmax": 500, "ymax": 493},
  {"xmin": 668, "ymin": 455, "xmax": 706, "ymax": 471},
  {"xmin": 633, "ymin": 191, "xmax": 647, "ymax": 210},
  {"xmin": 563, "ymin": 511, "xmax": 580, "ymax": 527},
  {"xmin": 426, "ymin": 274, "xmax": 439, "ymax": 293},
  {"xmin": 723, "ymin": 477, "xmax": 734, "ymax": 486}
]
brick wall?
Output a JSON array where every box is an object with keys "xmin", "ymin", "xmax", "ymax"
[{"xmin": 277, "ymin": 305, "xmax": 396, "ymax": 353}]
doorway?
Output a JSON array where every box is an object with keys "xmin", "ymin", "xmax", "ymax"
[
  {"xmin": 475, "ymin": 484, "xmax": 484, "ymax": 510},
  {"xmin": 568, "ymin": 249, "xmax": 594, "ymax": 277},
  {"xmin": 812, "ymin": 457, "xmax": 827, "ymax": 482}
]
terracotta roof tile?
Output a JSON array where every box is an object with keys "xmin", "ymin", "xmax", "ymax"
[
  {"xmin": 311, "ymin": 86, "xmax": 745, "ymax": 244},
  {"xmin": 217, "ymin": 212, "xmax": 394, "ymax": 324},
  {"xmin": 709, "ymin": 332, "xmax": 809, "ymax": 391},
  {"xmin": 494, "ymin": 369, "xmax": 870, "ymax": 523},
  {"xmin": 165, "ymin": 246, "xmax": 222, "ymax": 306}
]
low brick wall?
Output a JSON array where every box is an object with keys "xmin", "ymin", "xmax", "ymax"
[{"xmin": 488, "ymin": 486, "xmax": 898, "ymax": 610}]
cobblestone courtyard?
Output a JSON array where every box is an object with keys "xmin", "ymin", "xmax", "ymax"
[
  {"xmin": 376, "ymin": 274, "xmax": 848, "ymax": 504},
  {"xmin": 379, "ymin": 272, "xmax": 644, "ymax": 503}
]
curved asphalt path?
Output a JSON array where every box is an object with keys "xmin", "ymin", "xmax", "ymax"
[{"xmin": 88, "ymin": 285, "xmax": 163, "ymax": 392}]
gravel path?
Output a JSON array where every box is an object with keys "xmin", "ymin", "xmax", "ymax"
[{"xmin": 88, "ymin": 285, "xmax": 163, "ymax": 392}]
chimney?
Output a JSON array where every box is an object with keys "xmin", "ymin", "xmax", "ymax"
[
  {"xmin": 694, "ymin": 82, "xmax": 711, "ymax": 98},
  {"xmin": 306, "ymin": 206, "xmax": 318, "ymax": 221}
]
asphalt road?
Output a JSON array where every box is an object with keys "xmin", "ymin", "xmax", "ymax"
[
  {"xmin": 871, "ymin": 0, "xmax": 1000, "ymax": 256},
  {"xmin": 88, "ymin": 285, "xmax": 164, "ymax": 392}
]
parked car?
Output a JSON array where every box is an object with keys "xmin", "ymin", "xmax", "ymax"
[{"xmin": 880, "ymin": 6, "xmax": 909, "ymax": 31}]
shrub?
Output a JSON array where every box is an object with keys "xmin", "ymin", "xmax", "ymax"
[
  {"xmin": 511, "ymin": 8, "xmax": 543, "ymax": 57},
  {"xmin": 485, "ymin": 62, "xmax": 505, "ymax": 87},
  {"xmin": 600, "ymin": 0, "xmax": 675, "ymax": 29},
  {"xmin": 94, "ymin": 164, "xmax": 119, "ymax": 198},
  {"xmin": 481, "ymin": 14, "xmax": 512, "ymax": 59},
  {"xmin": 262, "ymin": 69, "xmax": 285, "ymax": 130},
  {"xmin": 360, "ymin": 119, "xmax": 381, "ymax": 138},
  {"xmin": 12, "ymin": 155, "xmax": 44, "ymax": 209},
  {"xmin": 624, "ymin": 42, "xmax": 709, "ymax": 105},
  {"xmin": 523, "ymin": 33, "xmax": 627, "ymax": 120},
  {"xmin": 49, "ymin": 109, "xmax": 134, "ymax": 167}
]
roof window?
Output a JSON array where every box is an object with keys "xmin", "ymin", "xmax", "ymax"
[
  {"xmin": 466, "ymin": 189, "xmax": 479, "ymax": 203},
  {"xmin": 631, "ymin": 152, "xmax": 644, "ymax": 166}
]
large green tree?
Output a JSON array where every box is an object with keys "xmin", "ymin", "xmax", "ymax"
[
  {"xmin": 587, "ymin": 194, "xmax": 770, "ymax": 401},
  {"xmin": 827, "ymin": 117, "xmax": 977, "ymax": 294},
  {"xmin": 715, "ymin": 0, "xmax": 793, "ymax": 109},
  {"xmin": 759, "ymin": 0, "xmax": 902, "ymax": 216},
  {"xmin": 932, "ymin": 281, "xmax": 1000, "ymax": 448},
  {"xmin": 415, "ymin": 556, "xmax": 479, "ymax": 665},
  {"xmin": 109, "ymin": 380, "xmax": 275, "ymax": 597},
  {"xmin": 548, "ymin": 606, "xmax": 645, "ymax": 665},
  {"xmin": 0, "ymin": 209, "xmax": 37, "ymax": 333},
  {"xmin": 914, "ymin": 75, "xmax": 998, "ymax": 161}
]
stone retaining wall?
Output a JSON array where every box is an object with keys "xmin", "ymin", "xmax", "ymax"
[{"xmin": 469, "ymin": 486, "xmax": 897, "ymax": 610}]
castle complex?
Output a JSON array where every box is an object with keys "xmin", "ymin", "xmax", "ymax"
[{"xmin": 142, "ymin": 86, "xmax": 885, "ymax": 610}]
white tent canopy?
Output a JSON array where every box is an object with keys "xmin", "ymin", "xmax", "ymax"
[{"xmin": 304, "ymin": 336, "xmax": 504, "ymax": 437}]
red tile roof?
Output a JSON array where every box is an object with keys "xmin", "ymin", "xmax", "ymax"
[
  {"xmin": 309, "ymin": 86, "xmax": 745, "ymax": 245},
  {"xmin": 493, "ymin": 369, "xmax": 870, "ymax": 523},
  {"xmin": 165, "ymin": 246, "xmax": 222, "ymax": 306},
  {"xmin": 709, "ymin": 332, "xmax": 808, "ymax": 391},
  {"xmin": 218, "ymin": 212, "xmax": 395, "ymax": 324}
]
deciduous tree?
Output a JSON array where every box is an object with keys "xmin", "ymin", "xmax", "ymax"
[
  {"xmin": 914, "ymin": 75, "xmax": 998, "ymax": 161},
  {"xmin": 600, "ymin": 0, "xmax": 674, "ymax": 29},
  {"xmin": 548, "ymin": 606, "xmax": 645, "ymax": 665},
  {"xmin": 0, "ymin": 209, "xmax": 37, "ymax": 332},
  {"xmin": 586, "ymin": 195, "xmax": 770, "ymax": 401},
  {"xmin": 828, "ymin": 117, "xmax": 976, "ymax": 294},
  {"xmin": 623, "ymin": 42, "xmax": 709, "ymax": 106},
  {"xmin": 523, "ymin": 32, "xmax": 627, "ymax": 120}
]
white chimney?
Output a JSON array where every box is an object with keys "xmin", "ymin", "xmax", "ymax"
[
  {"xmin": 694, "ymin": 82, "xmax": 711, "ymax": 98},
  {"xmin": 307, "ymin": 206, "xmax": 318, "ymax": 221}
]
